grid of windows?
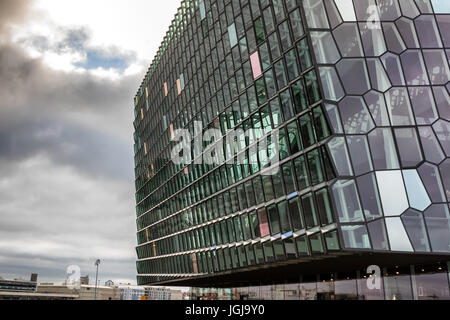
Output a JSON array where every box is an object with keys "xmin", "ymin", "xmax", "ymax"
[
  {"xmin": 134, "ymin": 0, "xmax": 341, "ymax": 285},
  {"xmin": 133, "ymin": 0, "xmax": 450, "ymax": 286}
]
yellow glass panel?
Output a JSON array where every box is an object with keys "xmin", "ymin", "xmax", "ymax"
[{"xmin": 176, "ymin": 78, "xmax": 182, "ymax": 95}]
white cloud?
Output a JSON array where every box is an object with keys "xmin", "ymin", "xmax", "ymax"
[
  {"xmin": 0, "ymin": 0, "xmax": 184, "ymax": 286},
  {"xmin": 12, "ymin": 0, "xmax": 183, "ymax": 74},
  {"xmin": 0, "ymin": 153, "xmax": 137, "ymax": 283}
]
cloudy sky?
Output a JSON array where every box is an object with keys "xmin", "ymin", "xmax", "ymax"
[{"xmin": 0, "ymin": 0, "xmax": 182, "ymax": 285}]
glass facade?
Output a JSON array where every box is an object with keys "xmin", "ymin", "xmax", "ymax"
[
  {"xmin": 188, "ymin": 262, "xmax": 450, "ymax": 300},
  {"xmin": 133, "ymin": 0, "xmax": 450, "ymax": 298}
]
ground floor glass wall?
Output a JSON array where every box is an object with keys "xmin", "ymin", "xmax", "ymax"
[{"xmin": 189, "ymin": 262, "xmax": 450, "ymax": 300}]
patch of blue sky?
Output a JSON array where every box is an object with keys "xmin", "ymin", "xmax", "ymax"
[{"xmin": 75, "ymin": 50, "xmax": 129, "ymax": 71}]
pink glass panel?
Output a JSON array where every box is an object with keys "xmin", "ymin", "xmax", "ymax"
[
  {"xmin": 250, "ymin": 51, "xmax": 262, "ymax": 79},
  {"xmin": 258, "ymin": 209, "xmax": 270, "ymax": 237}
]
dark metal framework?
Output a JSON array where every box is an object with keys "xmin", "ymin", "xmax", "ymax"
[{"xmin": 132, "ymin": 0, "xmax": 450, "ymax": 291}]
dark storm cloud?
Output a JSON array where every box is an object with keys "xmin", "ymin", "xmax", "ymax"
[
  {"xmin": 0, "ymin": 42, "xmax": 138, "ymax": 119},
  {"xmin": 0, "ymin": 0, "xmax": 31, "ymax": 34},
  {"xmin": 0, "ymin": 118, "xmax": 134, "ymax": 180},
  {"xmin": 0, "ymin": 1, "xmax": 141, "ymax": 283},
  {"xmin": 0, "ymin": 42, "xmax": 138, "ymax": 179}
]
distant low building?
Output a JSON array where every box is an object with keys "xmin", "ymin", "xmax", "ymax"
[
  {"xmin": 144, "ymin": 287, "xmax": 184, "ymax": 300},
  {"xmin": 0, "ymin": 279, "xmax": 37, "ymax": 293},
  {"xmin": 169, "ymin": 289, "xmax": 184, "ymax": 301},
  {"xmin": 36, "ymin": 284, "xmax": 120, "ymax": 300},
  {"xmin": 0, "ymin": 291, "xmax": 78, "ymax": 300},
  {"xmin": 0, "ymin": 278, "xmax": 76, "ymax": 300},
  {"xmin": 118, "ymin": 286, "xmax": 146, "ymax": 300}
]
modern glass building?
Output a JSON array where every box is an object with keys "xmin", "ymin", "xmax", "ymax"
[{"xmin": 133, "ymin": 0, "xmax": 450, "ymax": 299}]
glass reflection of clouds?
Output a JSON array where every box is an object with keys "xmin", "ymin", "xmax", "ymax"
[
  {"xmin": 432, "ymin": 0, "xmax": 450, "ymax": 13},
  {"xmin": 376, "ymin": 171, "xmax": 409, "ymax": 217},
  {"xmin": 403, "ymin": 170, "xmax": 432, "ymax": 212}
]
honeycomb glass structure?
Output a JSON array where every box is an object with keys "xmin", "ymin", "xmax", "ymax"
[{"xmin": 133, "ymin": 0, "xmax": 450, "ymax": 298}]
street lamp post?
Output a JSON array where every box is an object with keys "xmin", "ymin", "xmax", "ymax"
[{"xmin": 94, "ymin": 259, "xmax": 101, "ymax": 300}]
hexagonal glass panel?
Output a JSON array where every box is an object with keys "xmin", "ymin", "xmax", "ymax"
[
  {"xmin": 332, "ymin": 180, "xmax": 365, "ymax": 223},
  {"xmin": 336, "ymin": 59, "xmax": 371, "ymax": 95},
  {"xmin": 376, "ymin": 170, "xmax": 409, "ymax": 217},
  {"xmin": 403, "ymin": 170, "xmax": 432, "ymax": 212},
  {"xmin": 424, "ymin": 204, "xmax": 450, "ymax": 253},
  {"xmin": 402, "ymin": 209, "xmax": 431, "ymax": 252},
  {"xmin": 385, "ymin": 217, "xmax": 414, "ymax": 252},
  {"xmin": 339, "ymin": 96, "xmax": 375, "ymax": 134}
]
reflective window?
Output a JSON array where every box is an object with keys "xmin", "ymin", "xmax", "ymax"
[
  {"xmin": 284, "ymin": 238, "xmax": 298, "ymax": 260},
  {"xmin": 368, "ymin": 128, "xmax": 400, "ymax": 170},
  {"xmin": 415, "ymin": 15, "xmax": 443, "ymax": 48},
  {"xmin": 324, "ymin": 230, "xmax": 340, "ymax": 251},
  {"xmin": 384, "ymin": 267, "xmax": 413, "ymax": 300},
  {"xmin": 424, "ymin": 205, "xmax": 450, "ymax": 253},
  {"xmin": 401, "ymin": 50, "xmax": 429, "ymax": 85},
  {"xmin": 414, "ymin": 264, "xmax": 450, "ymax": 300},
  {"xmin": 304, "ymin": 70, "xmax": 322, "ymax": 104},
  {"xmin": 385, "ymin": 87, "xmax": 416, "ymax": 125},
  {"xmin": 432, "ymin": 0, "xmax": 450, "ymax": 13},
  {"xmin": 347, "ymin": 136, "xmax": 373, "ymax": 176},
  {"xmin": 254, "ymin": 17, "xmax": 265, "ymax": 44},
  {"xmin": 394, "ymin": 128, "xmax": 423, "ymax": 168},
  {"xmin": 334, "ymin": 0, "xmax": 357, "ymax": 21},
  {"xmin": 341, "ymin": 225, "xmax": 371, "ymax": 249},
  {"xmin": 328, "ymin": 137, "xmax": 353, "ymax": 176},
  {"xmin": 282, "ymin": 162, "xmax": 296, "ymax": 195},
  {"xmin": 339, "ymin": 96, "xmax": 375, "ymax": 134},
  {"xmin": 307, "ymin": 149, "xmax": 324, "ymax": 185},
  {"xmin": 278, "ymin": 201, "xmax": 292, "ymax": 234},
  {"xmin": 333, "ymin": 23, "xmax": 363, "ymax": 57},
  {"xmin": 301, "ymin": 193, "xmax": 319, "ymax": 229},
  {"xmin": 294, "ymin": 155, "xmax": 310, "ymax": 190},
  {"xmin": 228, "ymin": 23, "xmax": 238, "ymax": 48},
  {"xmin": 367, "ymin": 219, "xmax": 390, "ymax": 251},
  {"xmin": 310, "ymin": 233, "xmax": 325, "ymax": 254},
  {"xmin": 273, "ymin": 239, "xmax": 286, "ymax": 261},
  {"xmin": 289, "ymin": 197, "xmax": 304, "ymax": 231},
  {"xmin": 433, "ymin": 120, "xmax": 450, "ymax": 156},
  {"xmin": 245, "ymin": 244, "xmax": 256, "ymax": 266},
  {"xmin": 424, "ymin": 50, "xmax": 450, "ymax": 86},
  {"xmin": 402, "ymin": 209, "xmax": 431, "ymax": 252},
  {"xmin": 332, "ymin": 180, "xmax": 365, "ymax": 223},
  {"xmin": 336, "ymin": 59, "xmax": 371, "ymax": 95},
  {"xmin": 297, "ymin": 39, "xmax": 313, "ymax": 71},
  {"xmin": 311, "ymin": 31, "xmax": 340, "ymax": 64},
  {"xmin": 292, "ymin": 79, "xmax": 308, "ymax": 113},
  {"xmin": 319, "ymin": 67, "xmax": 345, "ymax": 101},
  {"xmin": 290, "ymin": 9, "xmax": 305, "ymax": 40},
  {"xmin": 267, "ymin": 204, "xmax": 281, "ymax": 235},
  {"xmin": 316, "ymin": 189, "xmax": 334, "ymax": 226},
  {"xmin": 367, "ymin": 58, "xmax": 391, "ymax": 92},
  {"xmin": 263, "ymin": 241, "xmax": 275, "ymax": 263},
  {"xmin": 385, "ymin": 217, "xmax": 414, "ymax": 252},
  {"xmin": 403, "ymin": 170, "xmax": 432, "ymax": 212},
  {"xmin": 295, "ymin": 236, "xmax": 310, "ymax": 256},
  {"xmin": 303, "ymin": 0, "xmax": 329, "ymax": 28},
  {"xmin": 258, "ymin": 207, "xmax": 270, "ymax": 238},
  {"xmin": 418, "ymin": 163, "xmax": 446, "ymax": 203},
  {"xmin": 356, "ymin": 173, "xmax": 383, "ymax": 221},
  {"xmin": 376, "ymin": 170, "xmax": 409, "ymax": 217}
]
